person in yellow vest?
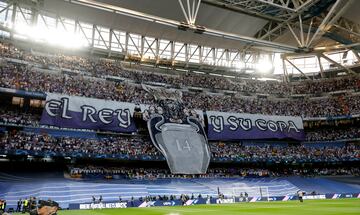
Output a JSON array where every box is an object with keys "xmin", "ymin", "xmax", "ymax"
[
  {"xmin": 0, "ymin": 200, "xmax": 4, "ymax": 213},
  {"xmin": 2, "ymin": 200, "xmax": 6, "ymax": 212},
  {"xmin": 23, "ymin": 198, "xmax": 29, "ymax": 213}
]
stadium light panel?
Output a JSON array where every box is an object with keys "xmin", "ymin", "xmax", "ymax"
[
  {"xmin": 257, "ymin": 77, "xmax": 279, "ymax": 81},
  {"xmin": 14, "ymin": 23, "xmax": 87, "ymax": 49},
  {"xmin": 209, "ymin": 73, "xmax": 222, "ymax": 77},
  {"xmin": 255, "ymin": 60, "xmax": 274, "ymax": 73},
  {"xmin": 234, "ymin": 61, "xmax": 245, "ymax": 70},
  {"xmin": 175, "ymin": 68, "xmax": 188, "ymax": 72},
  {"xmin": 13, "ymin": 34, "xmax": 28, "ymax": 40},
  {"xmin": 192, "ymin": 71, "xmax": 205, "ymax": 74},
  {"xmin": 223, "ymin": 75, "xmax": 235, "ymax": 78},
  {"xmin": 245, "ymin": 69, "xmax": 255, "ymax": 74},
  {"xmin": 4, "ymin": 20, "xmax": 13, "ymax": 28}
]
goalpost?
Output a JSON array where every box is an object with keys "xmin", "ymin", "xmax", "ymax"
[
  {"xmin": 260, "ymin": 186, "xmax": 270, "ymax": 202},
  {"xmin": 231, "ymin": 186, "xmax": 270, "ymax": 202}
]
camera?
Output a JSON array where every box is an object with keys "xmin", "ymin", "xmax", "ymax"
[{"xmin": 29, "ymin": 200, "xmax": 59, "ymax": 215}]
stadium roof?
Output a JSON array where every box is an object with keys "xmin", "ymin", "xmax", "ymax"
[
  {"xmin": 1, "ymin": 0, "xmax": 359, "ymax": 79},
  {"xmin": 39, "ymin": 0, "xmax": 360, "ymax": 52}
]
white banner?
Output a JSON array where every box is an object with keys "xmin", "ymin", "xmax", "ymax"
[
  {"xmin": 207, "ymin": 111, "xmax": 305, "ymax": 141},
  {"xmin": 40, "ymin": 93, "xmax": 137, "ymax": 132}
]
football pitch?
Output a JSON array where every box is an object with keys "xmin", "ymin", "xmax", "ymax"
[{"xmin": 21, "ymin": 198, "xmax": 360, "ymax": 215}]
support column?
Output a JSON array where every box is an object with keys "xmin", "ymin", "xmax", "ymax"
[
  {"xmin": 10, "ymin": 3, "xmax": 17, "ymax": 39},
  {"xmin": 170, "ymin": 41, "xmax": 175, "ymax": 66},
  {"xmin": 316, "ymin": 55, "xmax": 325, "ymax": 78},
  {"xmin": 185, "ymin": 43, "xmax": 189, "ymax": 63},
  {"xmin": 125, "ymin": 32, "xmax": 129, "ymax": 54},
  {"xmin": 31, "ymin": 6, "xmax": 38, "ymax": 27},
  {"xmin": 320, "ymin": 53, "xmax": 356, "ymax": 75},
  {"xmin": 353, "ymin": 50, "xmax": 360, "ymax": 62},
  {"xmin": 212, "ymin": 48, "xmax": 216, "ymax": 66},
  {"xmin": 91, "ymin": 24, "xmax": 95, "ymax": 51},
  {"xmin": 285, "ymin": 58, "xmax": 311, "ymax": 80},
  {"xmin": 108, "ymin": 29, "xmax": 113, "ymax": 57},
  {"xmin": 282, "ymin": 57, "xmax": 290, "ymax": 83},
  {"xmin": 225, "ymin": 49, "xmax": 230, "ymax": 67},
  {"xmin": 140, "ymin": 35, "xmax": 145, "ymax": 59},
  {"xmin": 199, "ymin": 45, "xmax": 203, "ymax": 64}
]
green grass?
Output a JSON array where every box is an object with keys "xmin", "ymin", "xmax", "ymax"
[{"xmin": 15, "ymin": 198, "xmax": 360, "ymax": 215}]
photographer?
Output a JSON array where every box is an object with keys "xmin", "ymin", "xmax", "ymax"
[{"xmin": 29, "ymin": 200, "xmax": 59, "ymax": 215}]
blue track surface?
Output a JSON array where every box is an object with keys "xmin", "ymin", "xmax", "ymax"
[{"xmin": 0, "ymin": 172, "xmax": 359, "ymax": 208}]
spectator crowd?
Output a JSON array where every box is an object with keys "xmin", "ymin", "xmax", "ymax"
[
  {"xmin": 0, "ymin": 131, "xmax": 160, "ymax": 158},
  {"xmin": 1, "ymin": 61, "xmax": 360, "ymax": 118},
  {"xmin": 210, "ymin": 142, "xmax": 360, "ymax": 162},
  {"xmin": 68, "ymin": 165, "xmax": 360, "ymax": 179},
  {"xmin": 1, "ymin": 41, "xmax": 359, "ymax": 96},
  {"xmin": 0, "ymin": 41, "xmax": 360, "ymax": 118},
  {"xmin": 306, "ymin": 127, "xmax": 360, "ymax": 141},
  {"xmin": 0, "ymin": 131, "xmax": 359, "ymax": 163},
  {"xmin": 1, "ymin": 109, "xmax": 359, "ymax": 141},
  {"xmin": 0, "ymin": 109, "xmax": 40, "ymax": 127},
  {"xmin": 0, "ymin": 40, "xmax": 360, "ymax": 167}
]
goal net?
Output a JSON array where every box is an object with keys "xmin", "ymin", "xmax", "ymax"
[{"xmin": 231, "ymin": 185, "xmax": 270, "ymax": 202}]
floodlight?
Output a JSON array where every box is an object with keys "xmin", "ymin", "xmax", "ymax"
[{"xmin": 255, "ymin": 60, "xmax": 274, "ymax": 73}]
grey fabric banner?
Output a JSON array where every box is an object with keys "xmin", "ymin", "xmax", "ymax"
[{"xmin": 154, "ymin": 123, "xmax": 210, "ymax": 174}]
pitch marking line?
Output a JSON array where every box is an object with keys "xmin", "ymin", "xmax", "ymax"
[{"xmin": 155, "ymin": 207, "xmax": 217, "ymax": 213}]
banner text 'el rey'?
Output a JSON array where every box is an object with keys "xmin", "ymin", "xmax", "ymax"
[{"xmin": 40, "ymin": 93, "xmax": 136, "ymax": 133}]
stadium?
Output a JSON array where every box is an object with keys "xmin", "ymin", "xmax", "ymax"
[{"xmin": 0, "ymin": 0, "xmax": 359, "ymax": 214}]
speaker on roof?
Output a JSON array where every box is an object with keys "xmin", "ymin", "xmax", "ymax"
[
  {"xmin": 194, "ymin": 25, "xmax": 206, "ymax": 34},
  {"xmin": 178, "ymin": 22, "xmax": 190, "ymax": 31}
]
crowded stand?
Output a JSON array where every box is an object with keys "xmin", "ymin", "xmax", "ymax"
[
  {"xmin": 209, "ymin": 142, "xmax": 360, "ymax": 162},
  {"xmin": 0, "ymin": 131, "xmax": 160, "ymax": 157},
  {"xmin": 1, "ymin": 0, "xmax": 360, "ymax": 213},
  {"xmin": 68, "ymin": 166, "xmax": 360, "ymax": 179},
  {"xmin": 1, "ymin": 60, "xmax": 360, "ymax": 117},
  {"xmin": 291, "ymin": 77, "xmax": 360, "ymax": 95},
  {"xmin": 0, "ymin": 62, "xmax": 153, "ymax": 104},
  {"xmin": 0, "ymin": 38, "xmax": 359, "ymax": 167},
  {"xmin": 0, "ymin": 109, "xmax": 40, "ymax": 127},
  {"xmin": 0, "ymin": 131, "xmax": 359, "ymax": 163},
  {"xmin": 306, "ymin": 127, "xmax": 360, "ymax": 141},
  {"xmin": 0, "ymin": 39, "xmax": 359, "ymax": 207},
  {"xmin": 182, "ymin": 92, "xmax": 354, "ymax": 117},
  {"xmin": 1, "ymin": 109, "xmax": 360, "ymax": 142},
  {"xmin": 0, "ymin": 40, "xmax": 360, "ymax": 119},
  {"xmin": 69, "ymin": 166, "xmax": 273, "ymax": 179},
  {"xmin": 0, "ymin": 41, "xmax": 359, "ymax": 97}
]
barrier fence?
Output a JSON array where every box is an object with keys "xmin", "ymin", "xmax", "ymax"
[{"xmin": 68, "ymin": 193, "xmax": 360, "ymax": 210}]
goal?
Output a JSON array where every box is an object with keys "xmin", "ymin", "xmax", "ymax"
[{"xmin": 231, "ymin": 186, "xmax": 270, "ymax": 202}]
